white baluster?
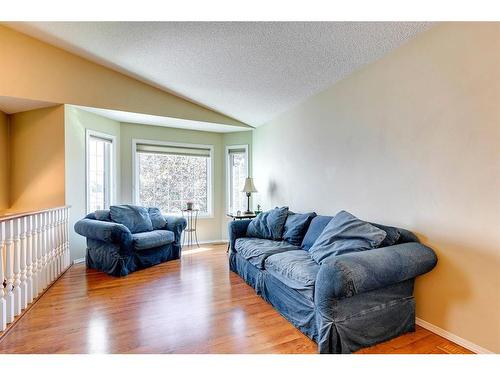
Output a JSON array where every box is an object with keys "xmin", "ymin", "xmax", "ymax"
[
  {"xmin": 64, "ymin": 208, "xmax": 70, "ymax": 268},
  {"xmin": 40, "ymin": 212, "xmax": 47, "ymax": 290},
  {"xmin": 4, "ymin": 221, "xmax": 14, "ymax": 324},
  {"xmin": 37, "ymin": 213, "xmax": 44, "ymax": 293},
  {"xmin": 59, "ymin": 209, "xmax": 66, "ymax": 273},
  {"xmin": 1, "ymin": 221, "xmax": 7, "ymax": 331},
  {"xmin": 31, "ymin": 214, "xmax": 38, "ymax": 299},
  {"xmin": 48, "ymin": 211, "xmax": 54, "ymax": 283},
  {"xmin": 57, "ymin": 209, "xmax": 62, "ymax": 275},
  {"xmin": 51, "ymin": 210, "xmax": 57, "ymax": 281},
  {"xmin": 26, "ymin": 215, "xmax": 34, "ymax": 304},
  {"xmin": 52, "ymin": 211, "xmax": 57, "ymax": 280},
  {"xmin": 13, "ymin": 218, "xmax": 22, "ymax": 316},
  {"xmin": 20, "ymin": 217, "xmax": 28, "ymax": 309},
  {"xmin": 46, "ymin": 211, "xmax": 52, "ymax": 284},
  {"xmin": 44, "ymin": 211, "xmax": 50, "ymax": 288}
]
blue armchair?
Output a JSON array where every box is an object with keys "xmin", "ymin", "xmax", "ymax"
[{"xmin": 74, "ymin": 206, "xmax": 187, "ymax": 276}]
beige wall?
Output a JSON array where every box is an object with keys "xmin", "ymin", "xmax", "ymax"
[
  {"xmin": 0, "ymin": 110, "xmax": 9, "ymax": 212},
  {"xmin": 253, "ymin": 23, "xmax": 500, "ymax": 352},
  {"xmin": 65, "ymin": 106, "xmax": 121, "ymax": 260},
  {"xmin": 0, "ymin": 25, "xmax": 248, "ymax": 128},
  {"xmin": 9, "ymin": 105, "xmax": 66, "ymax": 212}
]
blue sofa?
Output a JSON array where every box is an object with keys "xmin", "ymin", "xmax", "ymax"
[
  {"xmin": 74, "ymin": 205, "xmax": 187, "ymax": 276},
  {"xmin": 228, "ymin": 213, "xmax": 437, "ymax": 354}
]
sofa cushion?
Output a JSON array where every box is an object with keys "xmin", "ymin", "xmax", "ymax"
[
  {"xmin": 309, "ymin": 210, "xmax": 387, "ymax": 264},
  {"xmin": 264, "ymin": 250, "xmax": 320, "ymax": 301},
  {"xmin": 132, "ymin": 230, "xmax": 174, "ymax": 251},
  {"xmin": 246, "ymin": 207, "xmax": 289, "ymax": 240},
  {"xmin": 235, "ymin": 237, "xmax": 300, "ymax": 269},
  {"xmin": 301, "ymin": 215, "xmax": 334, "ymax": 250},
  {"xmin": 283, "ymin": 211, "xmax": 317, "ymax": 246},
  {"xmin": 110, "ymin": 205, "xmax": 154, "ymax": 234},
  {"xmin": 148, "ymin": 207, "xmax": 167, "ymax": 230}
]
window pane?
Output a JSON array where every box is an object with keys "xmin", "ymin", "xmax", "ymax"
[
  {"xmin": 138, "ymin": 152, "xmax": 210, "ymax": 215},
  {"xmin": 229, "ymin": 151, "xmax": 247, "ymax": 213},
  {"xmin": 88, "ymin": 136, "xmax": 112, "ymax": 212}
]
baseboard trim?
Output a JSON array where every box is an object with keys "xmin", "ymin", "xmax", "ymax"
[
  {"xmin": 195, "ymin": 239, "xmax": 228, "ymax": 245},
  {"xmin": 72, "ymin": 257, "xmax": 85, "ymax": 265},
  {"xmin": 416, "ymin": 317, "xmax": 494, "ymax": 354}
]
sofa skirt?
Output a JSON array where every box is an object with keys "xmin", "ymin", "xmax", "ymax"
[
  {"xmin": 86, "ymin": 239, "xmax": 181, "ymax": 276},
  {"xmin": 230, "ymin": 251, "xmax": 417, "ymax": 353}
]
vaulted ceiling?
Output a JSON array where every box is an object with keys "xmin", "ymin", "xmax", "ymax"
[{"xmin": 6, "ymin": 22, "xmax": 434, "ymax": 126}]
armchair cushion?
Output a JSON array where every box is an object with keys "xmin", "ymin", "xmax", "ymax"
[
  {"xmin": 283, "ymin": 211, "xmax": 317, "ymax": 246},
  {"xmin": 132, "ymin": 230, "xmax": 174, "ymax": 251},
  {"xmin": 148, "ymin": 207, "xmax": 167, "ymax": 230},
  {"xmin": 309, "ymin": 210, "xmax": 386, "ymax": 264},
  {"xmin": 110, "ymin": 205, "xmax": 153, "ymax": 233},
  {"xmin": 246, "ymin": 206, "xmax": 289, "ymax": 240}
]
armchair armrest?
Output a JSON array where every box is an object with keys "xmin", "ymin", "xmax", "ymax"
[
  {"xmin": 164, "ymin": 216, "xmax": 187, "ymax": 245},
  {"xmin": 315, "ymin": 242, "xmax": 437, "ymax": 305},
  {"xmin": 228, "ymin": 219, "xmax": 252, "ymax": 252},
  {"xmin": 74, "ymin": 218, "xmax": 133, "ymax": 245}
]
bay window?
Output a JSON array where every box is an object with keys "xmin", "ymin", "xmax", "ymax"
[{"xmin": 134, "ymin": 140, "xmax": 213, "ymax": 216}]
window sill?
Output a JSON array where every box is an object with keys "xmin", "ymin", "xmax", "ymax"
[{"xmin": 164, "ymin": 213, "xmax": 215, "ymax": 220}]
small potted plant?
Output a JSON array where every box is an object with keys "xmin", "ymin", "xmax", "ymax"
[
  {"xmin": 255, "ymin": 204, "xmax": 262, "ymax": 215},
  {"xmin": 186, "ymin": 201, "xmax": 194, "ymax": 210}
]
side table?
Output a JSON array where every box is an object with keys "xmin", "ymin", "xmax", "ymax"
[{"xmin": 181, "ymin": 209, "xmax": 199, "ymax": 248}]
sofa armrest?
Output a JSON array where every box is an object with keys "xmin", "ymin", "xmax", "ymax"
[
  {"xmin": 164, "ymin": 216, "xmax": 187, "ymax": 245},
  {"xmin": 315, "ymin": 242, "xmax": 437, "ymax": 305},
  {"xmin": 228, "ymin": 219, "xmax": 252, "ymax": 252},
  {"xmin": 74, "ymin": 218, "xmax": 133, "ymax": 245}
]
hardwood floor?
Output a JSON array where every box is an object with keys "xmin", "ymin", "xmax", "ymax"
[{"xmin": 0, "ymin": 244, "xmax": 472, "ymax": 354}]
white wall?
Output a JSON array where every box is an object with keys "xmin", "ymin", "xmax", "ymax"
[
  {"xmin": 65, "ymin": 106, "xmax": 121, "ymax": 260},
  {"xmin": 252, "ymin": 23, "xmax": 500, "ymax": 353}
]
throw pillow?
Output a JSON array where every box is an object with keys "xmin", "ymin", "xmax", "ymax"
[
  {"xmin": 309, "ymin": 210, "xmax": 387, "ymax": 264},
  {"xmin": 370, "ymin": 222, "xmax": 401, "ymax": 247},
  {"xmin": 283, "ymin": 211, "xmax": 317, "ymax": 246},
  {"xmin": 148, "ymin": 207, "xmax": 167, "ymax": 230},
  {"xmin": 110, "ymin": 205, "xmax": 153, "ymax": 234},
  {"xmin": 246, "ymin": 206, "xmax": 289, "ymax": 240},
  {"xmin": 94, "ymin": 209, "xmax": 111, "ymax": 221}
]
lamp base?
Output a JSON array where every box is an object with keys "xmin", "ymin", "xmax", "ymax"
[{"xmin": 244, "ymin": 210, "xmax": 254, "ymax": 215}]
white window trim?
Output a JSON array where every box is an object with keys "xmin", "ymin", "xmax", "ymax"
[
  {"xmin": 225, "ymin": 144, "xmax": 249, "ymax": 214},
  {"xmin": 85, "ymin": 129, "xmax": 117, "ymax": 214},
  {"xmin": 132, "ymin": 138, "xmax": 215, "ymax": 219}
]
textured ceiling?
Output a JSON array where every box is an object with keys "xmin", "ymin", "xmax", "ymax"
[{"xmin": 7, "ymin": 22, "xmax": 434, "ymax": 126}]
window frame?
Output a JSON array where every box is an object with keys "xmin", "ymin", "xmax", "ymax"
[
  {"xmin": 132, "ymin": 138, "xmax": 215, "ymax": 218},
  {"xmin": 85, "ymin": 129, "xmax": 117, "ymax": 214},
  {"xmin": 225, "ymin": 144, "xmax": 249, "ymax": 214}
]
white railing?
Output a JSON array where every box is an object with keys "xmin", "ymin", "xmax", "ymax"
[{"xmin": 0, "ymin": 206, "xmax": 70, "ymax": 332}]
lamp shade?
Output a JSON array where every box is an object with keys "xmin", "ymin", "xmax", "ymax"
[{"xmin": 242, "ymin": 177, "xmax": 258, "ymax": 193}]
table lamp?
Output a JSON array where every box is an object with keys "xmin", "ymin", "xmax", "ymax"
[{"xmin": 242, "ymin": 177, "xmax": 258, "ymax": 214}]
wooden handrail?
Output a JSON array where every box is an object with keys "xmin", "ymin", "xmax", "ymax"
[{"xmin": 0, "ymin": 205, "xmax": 71, "ymax": 223}]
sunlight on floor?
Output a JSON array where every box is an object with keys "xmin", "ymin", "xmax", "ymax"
[{"xmin": 183, "ymin": 245, "xmax": 226, "ymax": 255}]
